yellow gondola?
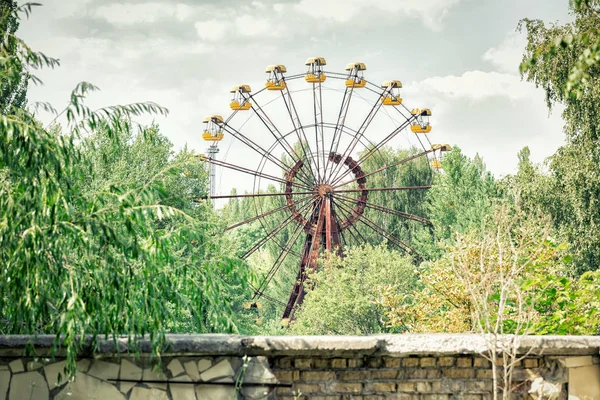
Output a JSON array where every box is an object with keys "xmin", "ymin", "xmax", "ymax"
[
  {"xmin": 230, "ymin": 84, "xmax": 252, "ymax": 110},
  {"xmin": 381, "ymin": 80, "xmax": 402, "ymax": 105},
  {"xmin": 345, "ymin": 62, "xmax": 367, "ymax": 88},
  {"xmin": 410, "ymin": 108, "xmax": 432, "ymax": 133},
  {"xmin": 431, "ymin": 144, "xmax": 451, "ymax": 152},
  {"xmin": 305, "ymin": 57, "xmax": 327, "ymax": 83},
  {"xmin": 265, "ymin": 64, "xmax": 287, "ymax": 90},
  {"xmin": 430, "ymin": 160, "xmax": 442, "ymax": 169},
  {"xmin": 202, "ymin": 115, "xmax": 224, "ymax": 141}
]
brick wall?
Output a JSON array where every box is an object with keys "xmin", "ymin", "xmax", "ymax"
[
  {"xmin": 0, "ymin": 334, "xmax": 598, "ymax": 399},
  {"xmin": 270, "ymin": 355, "xmax": 554, "ymax": 399}
]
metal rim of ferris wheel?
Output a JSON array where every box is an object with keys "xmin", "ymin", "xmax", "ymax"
[{"xmin": 199, "ymin": 58, "xmax": 451, "ymax": 324}]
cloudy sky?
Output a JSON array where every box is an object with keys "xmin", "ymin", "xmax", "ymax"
[{"xmin": 19, "ymin": 0, "xmax": 572, "ymax": 196}]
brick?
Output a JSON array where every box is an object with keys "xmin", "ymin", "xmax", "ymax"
[
  {"xmin": 442, "ymin": 368, "xmax": 475, "ymax": 379},
  {"xmin": 524, "ymin": 359, "xmax": 538, "ymax": 368},
  {"xmin": 302, "ymin": 371, "xmax": 335, "ymax": 381},
  {"xmin": 476, "ymin": 369, "xmax": 494, "ymax": 379},
  {"xmin": 371, "ymin": 370, "xmax": 398, "ymax": 380},
  {"xmin": 365, "ymin": 382, "xmax": 396, "ymax": 392},
  {"xmin": 473, "ymin": 357, "xmax": 491, "ymax": 368},
  {"xmin": 331, "ymin": 359, "xmax": 347, "ymax": 369},
  {"xmin": 296, "ymin": 383, "xmax": 325, "ymax": 394},
  {"xmin": 420, "ymin": 395, "xmax": 450, "ymax": 400},
  {"xmin": 311, "ymin": 397, "xmax": 341, "ymax": 400},
  {"xmin": 402, "ymin": 358, "xmax": 419, "ymax": 367},
  {"xmin": 395, "ymin": 395, "xmax": 418, "ymax": 400},
  {"xmin": 405, "ymin": 368, "xmax": 428, "ymax": 379},
  {"xmin": 363, "ymin": 396, "xmax": 386, "ymax": 400},
  {"xmin": 457, "ymin": 357, "xmax": 473, "ymax": 367},
  {"xmin": 420, "ymin": 357, "xmax": 436, "ymax": 367},
  {"xmin": 439, "ymin": 380, "xmax": 464, "ymax": 392},
  {"xmin": 295, "ymin": 359, "xmax": 313, "ymax": 369},
  {"xmin": 460, "ymin": 396, "xmax": 483, "ymax": 400},
  {"xmin": 314, "ymin": 359, "xmax": 330, "ymax": 369},
  {"xmin": 274, "ymin": 370, "xmax": 294, "ymax": 382},
  {"xmin": 426, "ymin": 369, "xmax": 441, "ymax": 379},
  {"xmin": 416, "ymin": 381, "xmax": 432, "ymax": 392},
  {"xmin": 330, "ymin": 382, "xmax": 362, "ymax": 393},
  {"xmin": 367, "ymin": 358, "xmax": 382, "ymax": 368},
  {"xmin": 397, "ymin": 382, "xmax": 415, "ymax": 392},
  {"xmin": 338, "ymin": 370, "xmax": 370, "ymax": 380},
  {"xmin": 438, "ymin": 357, "xmax": 455, "ymax": 367},
  {"xmin": 466, "ymin": 380, "xmax": 493, "ymax": 392},
  {"xmin": 384, "ymin": 358, "xmax": 401, "ymax": 368},
  {"xmin": 347, "ymin": 359, "xmax": 364, "ymax": 368},
  {"xmin": 275, "ymin": 357, "xmax": 293, "ymax": 368}
]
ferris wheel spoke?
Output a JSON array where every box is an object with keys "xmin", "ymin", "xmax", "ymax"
[
  {"xmin": 198, "ymin": 156, "xmax": 312, "ymax": 191},
  {"xmin": 247, "ymin": 93, "xmax": 317, "ymax": 184},
  {"xmin": 335, "ymin": 186, "xmax": 431, "ymax": 195},
  {"xmin": 241, "ymin": 199, "xmax": 314, "ymax": 259},
  {"xmin": 248, "ymin": 282, "xmax": 287, "ymax": 307},
  {"xmin": 203, "ymin": 190, "xmax": 315, "ymax": 200},
  {"xmin": 221, "ymin": 123, "xmax": 313, "ymax": 187},
  {"xmin": 224, "ymin": 195, "xmax": 315, "ymax": 231},
  {"xmin": 327, "ymin": 88, "xmax": 386, "ymax": 183},
  {"xmin": 333, "ymin": 193, "xmax": 432, "ymax": 226},
  {"xmin": 251, "ymin": 215, "xmax": 308, "ymax": 301},
  {"xmin": 324, "ymin": 85, "xmax": 355, "ymax": 184},
  {"xmin": 330, "ymin": 197, "xmax": 371, "ymax": 245},
  {"xmin": 332, "ymin": 149, "xmax": 434, "ymax": 189},
  {"xmin": 330, "ymin": 114, "xmax": 418, "ymax": 186}
]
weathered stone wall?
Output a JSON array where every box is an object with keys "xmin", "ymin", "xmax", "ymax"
[{"xmin": 0, "ymin": 334, "xmax": 598, "ymax": 400}]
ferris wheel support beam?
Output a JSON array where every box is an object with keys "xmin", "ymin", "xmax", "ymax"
[
  {"xmin": 332, "ymin": 148, "xmax": 435, "ymax": 189},
  {"xmin": 220, "ymin": 123, "xmax": 313, "ymax": 187},
  {"xmin": 327, "ymin": 89, "xmax": 386, "ymax": 183},
  {"xmin": 330, "ymin": 114, "xmax": 419, "ymax": 186},
  {"xmin": 246, "ymin": 93, "xmax": 317, "ymax": 184}
]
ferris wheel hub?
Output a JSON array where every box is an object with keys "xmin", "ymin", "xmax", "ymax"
[{"xmin": 316, "ymin": 184, "xmax": 334, "ymax": 198}]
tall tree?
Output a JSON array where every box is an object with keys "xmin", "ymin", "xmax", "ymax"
[
  {"xmin": 520, "ymin": 0, "xmax": 600, "ymax": 272},
  {"xmin": 0, "ymin": 0, "xmax": 28, "ymax": 112}
]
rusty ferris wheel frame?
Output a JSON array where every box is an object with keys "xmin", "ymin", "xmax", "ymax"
[{"xmin": 199, "ymin": 59, "xmax": 449, "ymax": 324}]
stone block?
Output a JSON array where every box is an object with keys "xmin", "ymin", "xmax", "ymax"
[
  {"xmin": 8, "ymin": 360, "xmax": 23, "ymax": 373},
  {"xmin": 184, "ymin": 360, "xmax": 200, "ymax": 380},
  {"xmin": 130, "ymin": 386, "xmax": 168, "ymax": 400},
  {"xmin": 143, "ymin": 367, "xmax": 168, "ymax": 390},
  {"xmin": 168, "ymin": 359, "xmax": 185, "ymax": 377},
  {"xmin": 197, "ymin": 358, "xmax": 212, "ymax": 373},
  {"xmin": 405, "ymin": 368, "xmax": 428, "ymax": 379},
  {"xmin": 473, "ymin": 357, "xmax": 491, "ymax": 368},
  {"xmin": 438, "ymin": 357, "xmax": 454, "ymax": 367},
  {"xmin": 44, "ymin": 360, "xmax": 67, "ymax": 390},
  {"xmin": 0, "ymin": 370, "xmax": 10, "ymax": 400},
  {"xmin": 420, "ymin": 395, "xmax": 450, "ymax": 400},
  {"xmin": 119, "ymin": 359, "xmax": 142, "ymax": 394},
  {"xmin": 476, "ymin": 369, "xmax": 494, "ymax": 379},
  {"xmin": 421, "ymin": 357, "xmax": 436, "ymax": 367},
  {"xmin": 365, "ymin": 382, "xmax": 395, "ymax": 392},
  {"xmin": 466, "ymin": 380, "xmax": 493, "ymax": 392},
  {"xmin": 200, "ymin": 359, "xmax": 235, "ymax": 382},
  {"xmin": 442, "ymin": 367, "xmax": 475, "ymax": 379},
  {"xmin": 57, "ymin": 372, "xmax": 125, "ymax": 400},
  {"xmin": 87, "ymin": 360, "xmax": 119, "ymax": 382},
  {"xmin": 9, "ymin": 371, "xmax": 47, "ymax": 400},
  {"xmin": 76, "ymin": 359, "xmax": 91, "ymax": 373},
  {"xmin": 274, "ymin": 357, "xmax": 292, "ymax": 369},
  {"xmin": 295, "ymin": 358, "xmax": 313, "ymax": 369},
  {"xmin": 244, "ymin": 356, "xmax": 278, "ymax": 385},
  {"xmin": 397, "ymin": 381, "xmax": 415, "ymax": 392},
  {"xmin": 457, "ymin": 357, "xmax": 473, "ymax": 367},
  {"xmin": 302, "ymin": 371, "xmax": 335, "ymax": 381},
  {"xmin": 370, "ymin": 370, "xmax": 397, "ymax": 380},
  {"xmin": 331, "ymin": 358, "xmax": 347, "ymax": 369},
  {"xmin": 402, "ymin": 358, "xmax": 419, "ymax": 367},
  {"xmin": 347, "ymin": 358, "xmax": 364, "ymax": 368},
  {"xmin": 416, "ymin": 381, "xmax": 432, "ymax": 392},
  {"xmin": 27, "ymin": 361, "xmax": 43, "ymax": 371},
  {"xmin": 296, "ymin": 383, "xmax": 325, "ymax": 393},
  {"xmin": 274, "ymin": 370, "xmax": 300, "ymax": 381},
  {"xmin": 314, "ymin": 359, "xmax": 329, "ymax": 369},
  {"xmin": 169, "ymin": 375, "xmax": 197, "ymax": 400},
  {"xmin": 384, "ymin": 358, "xmax": 401, "ymax": 368},
  {"xmin": 367, "ymin": 358, "xmax": 382, "ymax": 368},
  {"xmin": 426, "ymin": 369, "xmax": 441, "ymax": 379},
  {"xmin": 195, "ymin": 383, "xmax": 236, "ymax": 400},
  {"xmin": 330, "ymin": 382, "xmax": 362, "ymax": 393},
  {"xmin": 524, "ymin": 358, "xmax": 539, "ymax": 368}
]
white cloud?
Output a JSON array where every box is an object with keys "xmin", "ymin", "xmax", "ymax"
[
  {"xmin": 235, "ymin": 15, "xmax": 272, "ymax": 37},
  {"xmin": 293, "ymin": 0, "xmax": 460, "ymax": 30},
  {"xmin": 94, "ymin": 2, "xmax": 199, "ymax": 25},
  {"xmin": 195, "ymin": 19, "xmax": 230, "ymax": 42},
  {"xmin": 483, "ymin": 31, "xmax": 527, "ymax": 74},
  {"xmin": 414, "ymin": 70, "xmax": 536, "ymax": 100}
]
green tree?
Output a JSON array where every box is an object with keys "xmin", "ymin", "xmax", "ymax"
[
  {"xmin": 0, "ymin": 0, "xmax": 28, "ymax": 112},
  {"xmin": 520, "ymin": 0, "xmax": 600, "ymax": 272},
  {"xmin": 289, "ymin": 244, "xmax": 418, "ymax": 335}
]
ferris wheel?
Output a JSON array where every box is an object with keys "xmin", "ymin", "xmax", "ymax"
[{"xmin": 199, "ymin": 57, "xmax": 450, "ymax": 323}]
